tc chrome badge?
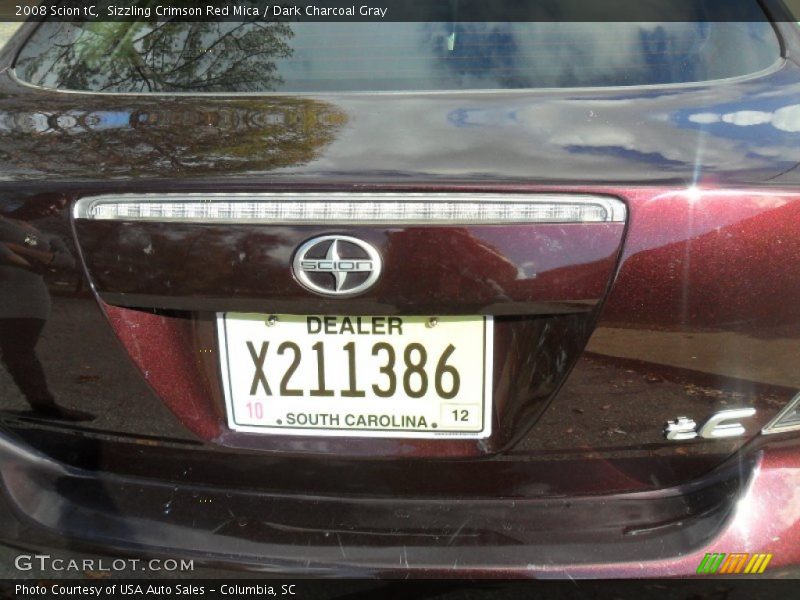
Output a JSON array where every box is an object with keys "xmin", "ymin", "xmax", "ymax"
[
  {"xmin": 292, "ymin": 235, "xmax": 382, "ymax": 297},
  {"xmin": 665, "ymin": 408, "xmax": 756, "ymax": 441}
]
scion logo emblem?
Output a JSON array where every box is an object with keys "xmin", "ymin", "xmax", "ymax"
[{"xmin": 292, "ymin": 235, "xmax": 382, "ymax": 297}]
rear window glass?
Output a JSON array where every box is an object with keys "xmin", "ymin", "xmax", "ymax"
[{"xmin": 15, "ymin": 19, "xmax": 780, "ymax": 93}]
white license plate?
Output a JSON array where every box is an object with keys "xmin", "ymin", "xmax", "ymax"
[{"xmin": 217, "ymin": 313, "xmax": 493, "ymax": 438}]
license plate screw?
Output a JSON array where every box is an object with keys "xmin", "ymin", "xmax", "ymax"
[
  {"xmin": 266, "ymin": 315, "xmax": 278, "ymax": 327},
  {"xmin": 427, "ymin": 317, "xmax": 439, "ymax": 328}
]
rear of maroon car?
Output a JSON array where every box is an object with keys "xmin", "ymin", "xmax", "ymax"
[{"xmin": 2, "ymin": 5, "xmax": 800, "ymax": 577}]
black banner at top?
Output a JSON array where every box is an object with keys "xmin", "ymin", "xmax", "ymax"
[{"xmin": 1, "ymin": 0, "xmax": 796, "ymax": 22}]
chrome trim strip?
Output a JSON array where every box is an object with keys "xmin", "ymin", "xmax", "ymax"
[
  {"xmin": 73, "ymin": 193, "xmax": 626, "ymax": 225},
  {"xmin": 762, "ymin": 392, "xmax": 800, "ymax": 435},
  {"xmin": 10, "ymin": 58, "xmax": 787, "ymax": 98}
]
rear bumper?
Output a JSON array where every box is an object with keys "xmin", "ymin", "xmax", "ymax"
[{"xmin": 0, "ymin": 431, "xmax": 798, "ymax": 578}]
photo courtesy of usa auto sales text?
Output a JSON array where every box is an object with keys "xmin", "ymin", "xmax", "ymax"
[{"xmin": 15, "ymin": 584, "xmax": 297, "ymax": 596}]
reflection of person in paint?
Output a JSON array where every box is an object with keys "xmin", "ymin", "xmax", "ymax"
[{"xmin": 0, "ymin": 195, "xmax": 92, "ymax": 421}]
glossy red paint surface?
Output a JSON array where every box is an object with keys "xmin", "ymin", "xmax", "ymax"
[
  {"xmin": 525, "ymin": 187, "xmax": 800, "ymax": 473},
  {"xmin": 518, "ymin": 440, "xmax": 800, "ymax": 578},
  {"xmin": 1, "ymin": 428, "xmax": 798, "ymax": 577},
  {"xmin": 95, "ymin": 186, "xmax": 800, "ymax": 467},
  {"xmin": 601, "ymin": 189, "xmax": 800, "ymax": 330},
  {"xmin": 77, "ymin": 221, "xmax": 624, "ymax": 315},
  {"xmin": 103, "ymin": 304, "xmax": 221, "ymax": 441},
  {"xmin": 84, "ymin": 202, "xmax": 622, "ymax": 457},
  {"xmin": 3, "ymin": 18, "xmax": 800, "ymax": 575},
  {"xmin": 102, "ymin": 302, "xmax": 594, "ymax": 457}
]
